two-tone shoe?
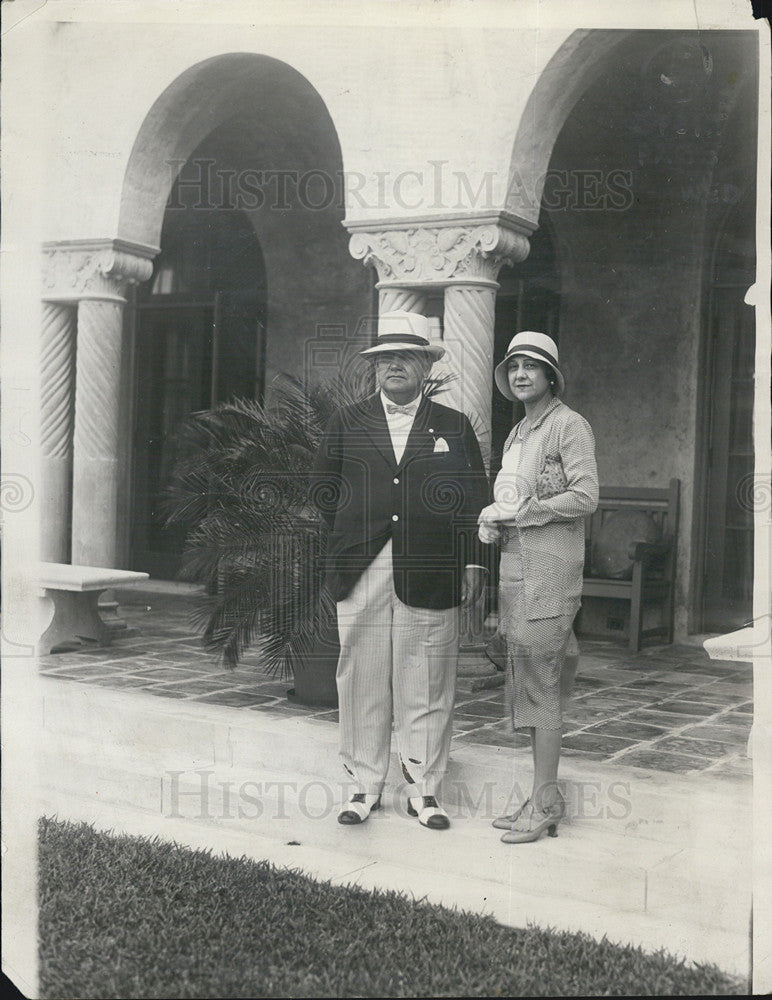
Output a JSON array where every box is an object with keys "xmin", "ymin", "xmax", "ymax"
[
  {"xmin": 407, "ymin": 794, "xmax": 450, "ymax": 830},
  {"xmin": 338, "ymin": 793, "xmax": 381, "ymax": 825}
]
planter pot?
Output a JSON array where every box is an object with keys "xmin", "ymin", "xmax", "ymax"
[{"xmin": 286, "ymin": 612, "xmax": 340, "ymax": 708}]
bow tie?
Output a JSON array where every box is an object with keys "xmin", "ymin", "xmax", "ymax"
[{"xmin": 386, "ymin": 403, "xmax": 418, "ymax": 416}]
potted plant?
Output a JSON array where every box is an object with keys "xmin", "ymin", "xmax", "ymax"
[{"xmin": 165, "ymin": 369, "xmax": 458, "ymax": 706}]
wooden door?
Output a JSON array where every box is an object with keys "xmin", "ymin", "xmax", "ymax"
[
  {"xmin": 131, "ymin": 295, "xmax": 265, "ymax": 578},
  {"xmin": 132, "ymin": 302, "xmax": 213, "ymax": 578}
]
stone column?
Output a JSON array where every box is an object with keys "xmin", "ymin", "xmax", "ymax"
[
  {"xmin": 42, "ymin": 243, "xmax": 155, "ymax": 568},
  {"xmin": 71, "ymin": 296, "xmax": 127, "ymax": 567},
  {"xmin": 377, "ymin": 285, "xmax": 428, "ymax": 315},
  {"xmin": 349, "ymin": 219, "xmax": 531, "ymax": 469},
  {"xmin": 348, "ymin": 218, "xmax": 532, "ymax": 648},
  {"xmin": 441, "ymin": 281, "xmax": 499, "ymax": 467},
  {"xmin": 40, "ymin": 301, "xmax": 77, "ymax": 562}
]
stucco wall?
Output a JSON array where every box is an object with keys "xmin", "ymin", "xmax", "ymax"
[{"xmin": 38, "ymin": 18, "xmax": 579, "ymax": 245}]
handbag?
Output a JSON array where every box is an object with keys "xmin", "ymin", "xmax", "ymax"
[{"xmin": 536, "ymin": 454, "xmax": 567, "ymax": 499}]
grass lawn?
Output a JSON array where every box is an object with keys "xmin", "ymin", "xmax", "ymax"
[{"xmin": 39, "ymin": 817, "xmax": 744, "ymax": 998}]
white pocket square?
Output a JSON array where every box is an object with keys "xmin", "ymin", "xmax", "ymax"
[{"xmin": 433, "ymin": 437, "xmax": 449, "ymax": 453}]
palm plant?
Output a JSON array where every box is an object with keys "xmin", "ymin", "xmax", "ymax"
[{"xmin": 165, "ymin": 368, "xmax": 455, "ymax": 680}]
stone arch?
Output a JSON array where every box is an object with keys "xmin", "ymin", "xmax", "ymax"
[
  {"xmin": 115, "ymin": 52, "xmax": 372, "ymax": 574},
  {"xmin": 505, "ymin": 29, "xmax": 633, "ymax": 226},
  {"xmin": 116, "ymin": 49, "xmax": 370, "ymax": 393},
  {"xmin": 117, "ymin": 52, "xmax": 345, "ymax": 250}
]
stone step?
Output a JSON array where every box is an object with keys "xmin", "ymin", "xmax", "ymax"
[
  {"xmin": 40, "ymin": 677, "xmax": 750, "ymax": 947},
  {"xmin": 38, "ymin": 732, "xmax": 748, "ymax": 932},
  {"xmin": 40, "ymin": 677, "xmax": 751, "ymax": 846}
]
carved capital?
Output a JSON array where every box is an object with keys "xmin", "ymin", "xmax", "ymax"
[
  {"xmin": 42, "ymin": 240, "xmax": 156, "ymax": 302},
  {"xmin": 349, "ymin": 222, "xmax": 530, "ymax": 284}
]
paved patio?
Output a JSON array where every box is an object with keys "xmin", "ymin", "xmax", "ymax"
[
  {"xmin": 34, "ymin": 583, "xmax": 756, "ymax": 978},
  {"xmin": 38, "ymin": 586, "xmax": 753, "ymax": 777}
]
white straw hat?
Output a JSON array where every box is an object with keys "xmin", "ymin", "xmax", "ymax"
[
  {"xmin": 359, "ymin": 310, "xmax": 445, "ymax": 360},
  {"xmin": 494, "ymin": 331, "xmax": 565, "ymax": 399}
]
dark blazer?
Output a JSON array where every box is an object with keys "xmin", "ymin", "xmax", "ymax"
[{"xmin": 311, "ymin": 393, "xmax": 490, "ymax": 609}]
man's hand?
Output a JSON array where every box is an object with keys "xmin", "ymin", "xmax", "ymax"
[{"xmin": 460, "ymin": 566, "xmax": 487, "ymax": 609}]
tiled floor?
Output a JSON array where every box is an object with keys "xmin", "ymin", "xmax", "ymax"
[{"xmin": 38, "ymin": 590, "xmax": 753, "ymax": 777}]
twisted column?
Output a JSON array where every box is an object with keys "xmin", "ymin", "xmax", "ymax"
[
  {"xmin": 441, "ymin": 282, "xmax": 498, "ymax": 469},
  {"xmin": 71, "ymin": 298, "xmax": 125, "ymax": 567},
  {"xmin": 347, "ymin": 218, "xmax": 532, "ymax": 470},
  {"xmin": 40, "ymin": 302, "xmax": 77, "ymax": 561},
  {"xmin": 42, "ymin": 241, "xmax": 154, "ymax": 569},
  {"xmin": 377, "ymin": 285, "xmax": 428, "ymax": 315}
]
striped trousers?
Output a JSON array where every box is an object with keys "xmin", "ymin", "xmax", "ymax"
[{"xmin": 335, "ymin": 539, "xmax": 460, "ymax": 797}]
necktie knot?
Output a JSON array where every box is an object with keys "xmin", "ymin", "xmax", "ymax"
[{"xmin": 386, "ymin": 403, "xmax": 417, "ymax": 416}]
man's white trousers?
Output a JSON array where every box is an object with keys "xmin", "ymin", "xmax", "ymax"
[{"xmin": 335, "ymin": 539, "xmax": 460, "ymax": 798}]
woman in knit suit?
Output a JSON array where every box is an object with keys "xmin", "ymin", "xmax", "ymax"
[{"xmin": 478, "ymin": 332, "xmax": 598, "ymax": 844}]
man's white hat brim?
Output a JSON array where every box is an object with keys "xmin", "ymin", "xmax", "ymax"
[
  {"xmin": 360, "ymin": 309, "xmax": 445, "ymax": 361},
  {"xmin": 360, "ymin": 338, "xmax": 445, "ymax": 360}
]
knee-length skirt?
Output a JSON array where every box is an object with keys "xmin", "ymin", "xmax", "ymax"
[{"xmin": 498, "ymin": 547, "xmax": 578, "ymax": 731}]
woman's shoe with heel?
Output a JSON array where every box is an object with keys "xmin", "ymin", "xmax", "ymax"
[
  {"xmin": 500, "ymin": 797, "xmax": 565, "ymax": 844},
  {"xmin": 492, "ymin": 799, "xmax": 528, "ymax": 830}
]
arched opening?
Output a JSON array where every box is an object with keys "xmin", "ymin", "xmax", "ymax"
[
  {"xmin": 505, "ymin": 29, "xmax": 633, "ymax": 227},
  {"xmin": 490, "ymin": 217, "xmax": 561, "ymax": 472},
  {"xmin": 130, "ymin": 185, "xmax": 267, "ymax": 577},
  {"xmin": 506, "ymin": 29, "xmax": 758, "ymax": 642},
  {"xmin": 117, "ymin": 54, "xmax": 372, "ymax": 576}
]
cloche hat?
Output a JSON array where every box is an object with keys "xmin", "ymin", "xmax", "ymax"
[
  {"xmin": 359, "ymin": 310, "xmax": 445, "ymax": 361},
  {"xmin": 494, "ymin": 331, "xmax": 565, "ymax": 400}
]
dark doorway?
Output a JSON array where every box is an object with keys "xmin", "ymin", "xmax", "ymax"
[
  {"xmin": 491, "ymin": 218, "xmax": 561, "ymax": 474},
  {"xmin": 131, "ymin": 199, "xmax": 267, "ymax": 578},
  {"xmin": 701, "ymin": 192, "xmax": 756, "ymax": 633}
]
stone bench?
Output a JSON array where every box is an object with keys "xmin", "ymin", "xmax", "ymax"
[{"xmin": 38, "ymin": 562, "xmax": 149, "ymax": 654}]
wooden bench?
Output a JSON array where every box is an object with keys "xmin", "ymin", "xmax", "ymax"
[
  {"xmin": 579, "ymin": 479, "xmax": 680, "ymax": 651},
  {"xmin": 38, "ymin": 563, "xmax": 149, "ymax": 654}
]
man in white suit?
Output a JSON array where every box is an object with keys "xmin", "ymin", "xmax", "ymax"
[{"xmin": 311, "ymin": 311, "xmax": 489, "ymax": 830}]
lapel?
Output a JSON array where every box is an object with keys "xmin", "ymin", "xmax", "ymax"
[
  {"xmin": 355, "ymin": 394, "xmax": 441, "ymax": 472},
  {"xmin": 357, "ymin": 394, "xmax": 399, "ymax": 471},
  {"xmin": 396, "ymin": 396, "xmax": 436, "ymax": 472}
]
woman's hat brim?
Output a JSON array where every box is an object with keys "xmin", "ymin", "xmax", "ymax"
[{"xmin": 494, "ymin": 348, "xmax": 565, "ymax": 399}]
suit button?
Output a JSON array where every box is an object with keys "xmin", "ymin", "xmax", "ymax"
[
  {"xmin": 393, "ymin": 477, "xmax": 399, "ymax": 485},
  {"xmin": 392, "ymin": 514, "xmax": 399, "ymax": 522}
]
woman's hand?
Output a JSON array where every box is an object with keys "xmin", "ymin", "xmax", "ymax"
[
  {"xmin": 478, "ymin": 503, "xmax": 500, "ymax": 525},
  {"xmin": 478, "ymin": 503, "xmax": 502, "ymax": 543},
  {"xmin": 478, "ymin": 522, "xmax": 501, "ymax": 544}
]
